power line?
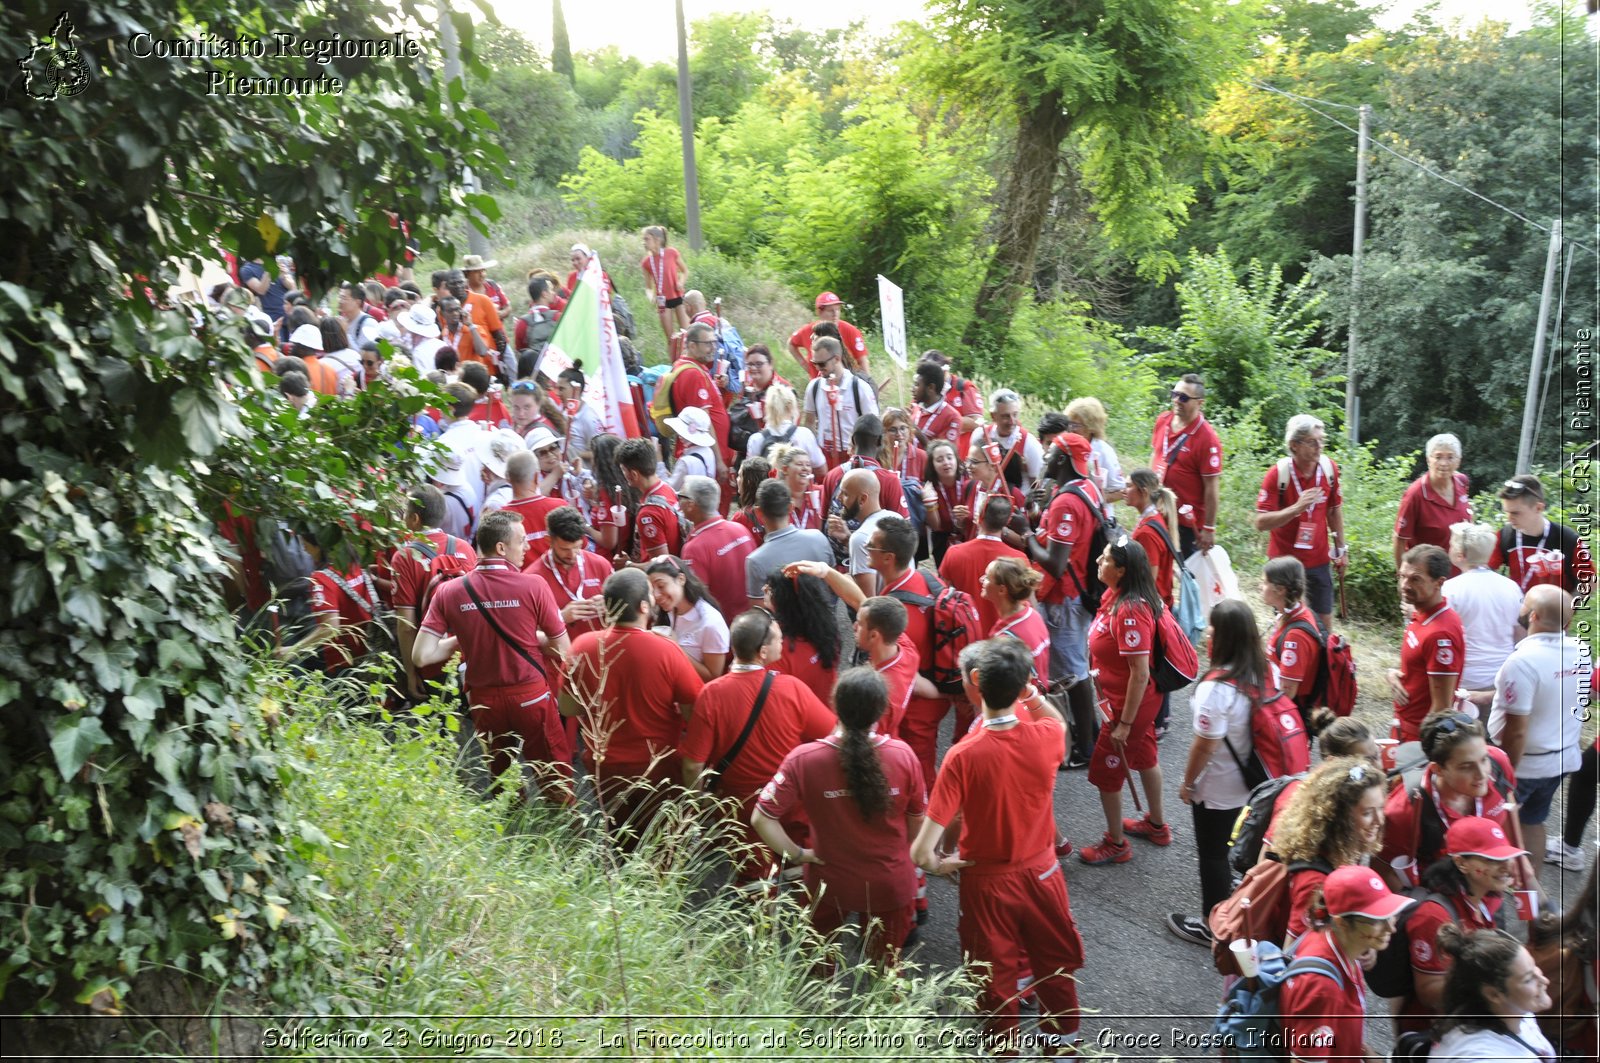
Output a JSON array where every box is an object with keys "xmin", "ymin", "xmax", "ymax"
[{"xmin": 1249, "ymin": 80, "xmax": 1599, "ymax": 259}]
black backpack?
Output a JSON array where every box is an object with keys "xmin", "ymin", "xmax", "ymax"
[
  {"xmin": 1059, "ymin": 481, "xmax": 1118, "ymax": 612},
  {"xmin": 726, "ymin": 397, "xmax": 761, "ymax": 461},
  {"xmin": 1364, "ymin": 888, "xmax": 1512, "ymax": 998},
  {"xmin": 1227, "ymin": 772, "xmax": 1308, "ymax": 875}
]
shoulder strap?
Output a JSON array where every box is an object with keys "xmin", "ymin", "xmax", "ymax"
[
  {"xmin": 444, "ymin": 535, "xmax": 459, "ymax": 557},
  {"xmin": 705, "ymin": 672, "xmax": 775, "ymax": 792},
  {"xmin": 1284, "ymin": 954, "xmax": 1346, "ymax": 991},
  {"xmin": 403, "ymin": 538, "xmax": 439, "ymax": 562},
  {"xmin": 1273, "ymin": 617, "xmax": 1327, "ymax": 656},
  {"xmin": 851, "ymin": 375, "xmax": 863, "ymax": 409},
  {"xmin": 1147, "ymin": 515, "xmax": 1181, "ymax": 563},
  {"xmin": 1277, "ymin": 457, "xmax": 1291, "ymax": 509},
  {"xmin": 461, "ymin": 574, "xmax": 549, "ymax": 681},
  {"xmin": 322, "ymin": 568, "xmax": 375, "ymax": 618}
]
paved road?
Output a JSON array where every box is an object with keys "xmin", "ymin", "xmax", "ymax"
[{"xmin": 902, "ymin": 685, "xmax": 1588, "ymax": 1057}]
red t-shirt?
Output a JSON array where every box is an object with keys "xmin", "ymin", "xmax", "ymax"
[
  {"xmin": 566, "ymin": 627, "xmax": 704, "ymax": 774},
  {"xmin": 308, "ymin": 565, "xmax": 376, "ymax": 673},
  {"xmin": 1150, "ymin": 411, "xmax": 1223, "ymax": 528},
  {"xmin": 884, "ymin": 444, "xmax": 926, "ymax": 482},
  {"xmin": 529, "ymin": 548, "xmax": 613, "ymax": 641},
  {"xmin": 1269, "ymin": 602, "xmax": 1323, "ymax": 692},
  {"xmin": 681, "ymin": 670, "xmax": 836, "ymax": 799},
  {"xmin": 775, "ymin": 636, "xmax": 837, "ymax": 705},
  {"xmin": 788, "ymin": 319, "xmax": 869, "ymax": 375},
  {"xmin": 637, "ymin": 482, "xmax": 683, "ymax": 558},
  {"xmin": 1285, "ymin": 864, "xmax": 1330, "ymax": 939},
  {"xmin": 884, "ymin": 570, "xmax": 947, "ymax": 727},
  {"xmin": 1394, "ymin": 600, "xmax": 1465, "ymax": 741},
  {"xmin": 945, "ymin": 376, "xmax": 983, "ymax": 434},
  {"xmin": 1132, "ymin": 512, "xmax": 1176, "ymax": 607},
  {"xmin": 1087, "ymin": 594, "xmax": 1163, "ymax": 723},
  {"xmin": 913, "ymin": 401, "xmax": 962, "ymax": 447},
  {"xmin": 1489, "ymin": 519, "xmax": 1596, "ymax": 595},
  {"xmin": 820, "ymin": 458, "xmax": 908, "ymax": 520},
  {"xmin": 729, "ymin": 507, "xmax": 765, "ymax": 550},
  {"xmin": 1279, "ymin": 929, "xmax": 1367, "ymax": 1060},
  {"xmin": 640, "ymin": 247, "xmax": 686, "ymax": 301},
  {"xmin": 497, "ymin": 495, "xmax": 568, "ymax": 564},
  {"xmin": 391, "ymin": 531, "xmax": 478, "ymax": 612},
  {"xmin": 927, "ymin": 476, "xmax": 970, "ymax": 544},
  {"xmin": 667, "ymin": 358, "xmax": 732, "ymax": 458},
  {"xmin": 217, "ymin": 504, "xmax": 270, "ymax": 613},
  {"xmin": 1379, "ymin": 755, "xmax": 1516, "ymax": 874},
  {"xmin": 757, "ymin": 733, "xmax": 926, "ymax": 911},
  {"xmin": 565, "ymin": 268, "xmax": 613, "ymax": 295},
  {"xmin": 927, "ymin": 716, "xmax": 1064, "ymax": 873},
  {"xmin": 419, "ymin": 559, "xmax": 566, "ymax": 691},
  {"xmin": 1395, "ymin": 473, "xmax": 1473, "ymax": 562},
  {"xmin": 990, "ymin": 606, "xmax": 1051, "ymax": 687},
  {"xmin": 874, "ymin": 634, "xmax": 922, "ymax": 738},
  {"xmin": 1397, "ymin": 891, "xmax": 1503, "ymax": 1033},
  {"xmin": 939, "ymin": 534, "xmax": 1028, "ymax": 635},
  {"xmin": 682, "ymin": 517, "xmax": 757, "ymax": 621},
  {"xmin": 1039, "ymin": 478, "xmax": 1104, "ymax": 606},
  {"xmin": 1257, "ymin": 459, "xmax": 1343, "ymax": 568},
  {"xmin": 467, "ymin": 395, "xmax": 512, "ymax": 430}
]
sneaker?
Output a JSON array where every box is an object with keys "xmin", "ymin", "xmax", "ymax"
[
  {"xmin": 1055, "ymin": 837, "xmax": 1075, "ymax": 859},
  {"xmin": 1122, "ymin": 815, "xmax": 1172, "ymax": 846},
  {"xmin": 1153, "ymin": 724, "xmax": 1168, "ymax": 742},
  {"xmin": 1065, "ymin": 752, "xmax": 1091, "ymax": 770},
  {"xmin": 1166, "ymin": 913, "xmax": 1213, "ymax": 946},
  {"xmin": 1078, "ymin": 833, "xmax": 1132, "ymax": 865},
  {"xmin": 1547, "ymin": 839, "xmax": 1587, "ymax": 872}
]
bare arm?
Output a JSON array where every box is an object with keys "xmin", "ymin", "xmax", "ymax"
[
  {"xmin": 412, "ymin": 627, "xmax": 457, "ymax": 670},
  {"xmin": 784, "ymin": 559, "xmax": 866, "ymax": 609},
  {"xmin": 1178, "ymin": 735, "xmax": 1221, "ymax": 803},
  {"xmin": 1427, "ymin": 673, "xmax": 1457, "ymax": 715},
  {"xmin": 751, "ymin": 807, "xmax": 820, "ymax": 865},
  {"xmin": 910, "ymin": 816, "xmax": 969, "ymax": 876},
  {"xmin": 1498, "ymin": 712, "xmax": 1529, "ymax": 773},
  {"xmin": 682, "ymin": 756, "xmax": 707, "ymax": 789}
]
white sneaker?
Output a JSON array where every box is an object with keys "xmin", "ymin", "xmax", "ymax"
[{"xmin": 1546, "ymin": 839, "xmax": 1587, "ymax": 872}]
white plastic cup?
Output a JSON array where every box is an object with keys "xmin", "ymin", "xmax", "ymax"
[
  {"xmin": 1230, "ymin": 939, "xmax": 1259, "ymax": 978},
  {"xmin": 1391, "ymin": 855, "xmax": 1417, "ymax": 887}
]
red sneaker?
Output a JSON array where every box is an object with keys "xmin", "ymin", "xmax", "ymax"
[
  {"xmin": 1122, "ymin": 815, "xmax": 1172, "ymax": 846},
  {"xmin": 1078, "ymin": 833, "xmax": 1132, "ymax": 865}
]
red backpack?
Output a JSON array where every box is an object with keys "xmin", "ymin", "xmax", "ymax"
[
  {"xmin": 1273, "ymin": 618, "xmax": 1358, "ymax": 719},
  {"xmin": 403, "ymin": 535, "xmax": 474, "ymax": 624},
  {"xmin": 1210, "ymin": 673, "xmax": 1311, "ymax": 789},
  {"xmin": 887, "ymin": 571, "xmax": 983, "ymax": 695}
]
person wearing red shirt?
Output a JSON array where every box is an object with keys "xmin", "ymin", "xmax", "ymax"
[
  {"xmin": 983, "ymin": 559, "xmax": 1051, "ymax": 687},
  {"xmin": 1254, "ymin": 414, "xmax": 1347, "ymax": 631},
  {"xmin": 754, "ymin": 666, "xmax": 925, "ymax": 969},
  {"xmin": 953, "ymin": 443, "xmax": 1027, "ymax": 543},
  {"xmin": 940, "ymin": 496, "xmax": 1029, "ymax": 636},
  {"xmin": 560, "ymin": 569, "xmax": 704, "ymax": 847},
  {"xmin": 1028, "ymin": 435, "xmax": 1105, "ymax": 770},
  {"xmin": 761, "ymin": 569, "xmax": 842, "ymax": 705},
  {"xmin": 819, "ymin": 432, "xmax": 909, "ymax": 525},
  {"xmin": 1262, "ymin": 557, "xmax": 1325, "ymax": 730},
  {"xmin": 1150, "ymin": 373, "xmax": 1223, "ymax": 557},
  {"xmin": 1388, "ymin": 545, "xmax": 1466, "ymax": 743},
  {"xmin": 911, "ymin": 638, "xmax": 1084, "ymax": 1050},
  {"xmin": 671, "ymin": 323, "xmax": 734, "ymax": 467},
  {"xmin": 1279, "ymin": 867, "xmax": 1417, "ymax": 1063},
  {"xmin": 565, "ymin": 243, "xmax": 613, "ymax": 298},
  {"xmin": 682, "ymin": 611, "xmax": 836, "ymax": 880},
  {"xmin": 963, "ymin": 389, "xmax": 1043, "ymax": 497},
  {"xmin": 911, "ymin": 361, "xmax": 962, "ymax": 449},
  {"xmin": 217, "ymin": 501, "xmax": 270, "ymax": 616},
  {"xmin": 1126, "ymin": 469, "xmax": 1179, "ymax": 608},
  {"xmin": 788, "ymin": 291, "xmax": 871, "ymax": 377},
  {"xmin": 282, "ymin": 530, "xmax": 378, "ymax": 677},
  {"xmin": 1491, "ymin": 474, "xmax": 1596, "ymax": 595},
  {"xmin": 528, "ymin": 505, "xmax": 613, "ymax": 645},
  {"xmin": 924, "ymin": 439, "xmax": 969, "ymax": 563},
  {"xmin": 918, "ymin": 351, "xmax": 983, "ymax": 457},
  {"xmin": 392, "ymin": 485, "xmax": 479, "ymax": 701},
  {"xmin": 641, "ymin": 225, "xmax": 689, "ymax": 344},
  {"xmin": 513, "ymin": 276, "xmax": 561, "ymax": 352},
  {"xmin": 881, "ymin": 408, "xmax": 927, "ymax": 482},
  {"xmin": 414, "ymin": 511, "xmax": 572, "ymax": 803},
  {"xmin": 493, "ymin": 451, "xmax": 567, "ymax": 567},
  {"xmin": 1394, "ymin": 432, "xmax": 1473, "ymax": 573},
  {"xmin": 617, "ymin": 437, "xmax": 684, "ymax": 561},
  {"xmin": 737, "ymin": 345, "xmax": 790, "ymax": 432},
  {"xmin": 1079, "ymin": 537, "xmax": 1171, "ymax": 865},
  {"xmin": 678, "ymin": 475, "xmax": 756, "ymax": 625}
]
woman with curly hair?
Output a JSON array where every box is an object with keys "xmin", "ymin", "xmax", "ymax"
[
  {"xmin": 768, "ymin": 443, "xmax": 822, "ymax": 531},
  {"xmin": 752, "ymin": 667, "xmax": 926, "ymax": 968},
  {"xmin": 1269, "ymin": 756, "xmax": 1389, "ymax": 937},
  {"xmin": 764, "ymin": 571, "xmax": 841, "ymax": 703},
  {"xmin": 1526, "ymin": 856, "xmax": 1597, "ymax": 1056}
]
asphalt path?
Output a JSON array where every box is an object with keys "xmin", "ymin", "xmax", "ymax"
[{"xmin": 901, "ymin": 684, "xmax": 1587, "ymax": 1059}]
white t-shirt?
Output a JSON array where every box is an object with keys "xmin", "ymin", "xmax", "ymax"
[
  {"xmin": 748, "ymin": 421, "xmax": 826, "ymax": 469},
  {"xmin": 410, "ymin": 336, "xmax": 446, "ymax": 374},
  {"xmin": 1189, "ymin": 678, "xmax": 1256, "ymax": 808},
  {"xmin": 672, "ymin": 598, "xmax": 730, "ymax": 664},
  {"xmin": 1442, "ymin": 566, "xmax": 1524, "ymax": 688},
  {"xmin": 669, "ymin": 446, "xmax": 717, "ymax": 492},
  {"xmin": 1431, "ymin": 1015, "xmax": 1554, "ymax": 1061},
  {"xmin": 1489, "ymin": 631, "xmax": 1590, "ymax": 778},
  {"xmin": 847, "ymin": 509, "xmax": 893, "ymax": 579},
  {"xmin": 1091, "ymin": 437, "xmax": 1127, "ymax": 500},
  {"xmin": 804, "ymin": 374, "xmax": 878, "ymax": 452},
  {"xmin": 565, "ymin": 403, "xmax": 603, "ymax": 463}
]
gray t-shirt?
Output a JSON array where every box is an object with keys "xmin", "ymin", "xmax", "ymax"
[{"xmin": 745, "ymin": 525, "xmax": 836, "ymax": 604}]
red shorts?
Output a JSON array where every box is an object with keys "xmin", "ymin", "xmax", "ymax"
[
  {"xmin": 1086, "ymin": 695, "xmax": 1159, "ymax": 793},
  {"xmin": 467, "ymin": 681, "xmax": 571, "ymax": 803},
  {"xmin": 811, "ymin": 897, "xmax": 916, "ymax": 969},
  {"xmin": 959, "ymin": 861, "xmax": 1084, "ymax": 1043}
]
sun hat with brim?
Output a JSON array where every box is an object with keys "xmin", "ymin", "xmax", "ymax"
[
  {"xmin": 289, "ymin": 323, "xmax": 325, "ymax": 351},
  {"xmin": 401, "ymin": 304, "xmax": 440, "ymax": 338},
  {"xmin": 525, "ymin": 426, "xmax": 560, "ymax": 452},
  {"xmin": 665, "ymin": 406, "xmax": 716, "ymax": 448},
  {"xmin": 1322, "ymin": 866, "xmax": 1417, "ymax": 921},
  {"xmin": 430, "ymin": 454, "xmax": 468, "ymax": 489},
  {"xmin": 1445, "ymin": 816, "xmax": 1526, "ymax": 861},
  {"xmin": 461, "ymin": 254, "xmax": 499, "ymax": 272},
  {"xmin": 477, "ymin": 431, "xmax": 522, "ymax": 481}
]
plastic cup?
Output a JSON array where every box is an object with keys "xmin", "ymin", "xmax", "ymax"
[
  {"xmin": 1230, "ymin": 939, "xmax": 1259, "ymax": 978},
  {"xmin": 1375, "ymin": 738, "xmax": 1400, "ymax": 772}
]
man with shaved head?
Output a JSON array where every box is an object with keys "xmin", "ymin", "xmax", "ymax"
[{"xmin": 838, "ymin": 467, "xmax": 887, "ymax": 597}]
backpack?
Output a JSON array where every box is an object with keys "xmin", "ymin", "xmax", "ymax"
[
  {"xmin": 519, "ymin": 309, "xmax": 558, "ymax": 357},
  {"xmin": 647, "ymin": 363, "xmax": 699, "ymax": 442},
  {"xmin": 1215, "ymin": 678, "xmax": 1312, "ymax": 791},
  {"xmin": 1272, "ymin": 617, "xmax": 1346, "ymax": 720},
  {"xmin": 1146, "ymin": 517, "xmax": 1205, "ymax": 647},
  {"xmin": 402, "ymin": 535, "xmax": 473, "ymax": 628},
  {"xmin": 726, "ymin": 397, "xmax": 761, "ymax": 459},
  {"xmin": 756, "ymin": 421, "xmax": 798, "ymax": 459},
  {"xmin": 1274, "ymin": 456, "xmax": 1336, "ymax": 512},
  {"xmin": 1060, "ymin": 481, "xmax": 1118, "ymax": 612},
  {"xmin": 318, "ymin": 566, "xmax": 400, "ymax": 671},
  {"xmin": 640, "ymin": 491, "xmax": 691, "ymax": 549},
  {"xmin": 886, "ymin": 570, "xmax": 983, "ymax": 695},
  {"xmin": 706, "ymin": 316, "xmax": 746, "ymax": 378},
  {"xmin": 609, "ymin": 291, "xmax": 637, "ymax": 341},
  {"xmin": 1149, "ymin": 601, "xmax": 1201, "ymax": 693},
  {"xmin": 1209, "ymin": 855, "xmax": 1334, "ymax": 977},
  {"xmin": 1228, "ymin": 773, "xmax": 1307, "ymax": 875},
  {"xmin": 1528, "ymin": 934, "xmax": 1599, "ymax": 1048},
  {"xmin": 898, "ymin": 474, "xmax": 927, "ymax": 536},
  {"xmin": 1364, "ymin": 889, "xmax": 1512, "ymax": 998},
  {"xmin": 1212, "ymin": 933, "xmax": 1346, "ymax": 1060}
]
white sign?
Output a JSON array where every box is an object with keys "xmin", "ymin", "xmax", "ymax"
[{"xmin": 877, "ymin": 274, "xmax": 907, "ymax": 369}]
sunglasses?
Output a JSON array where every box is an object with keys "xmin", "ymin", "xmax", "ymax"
[
  {"xmin": 1169, "ymin": 392, "xmax": 1197, "ymax": 403},
  {"xmin": 1501, "ymin": 479, "xmax": 1539, "ymax": 497},
  {"xmin": 1431, "ymin": 711, "xmax": 1480, "ymax": 737},
  {"xmin": 510, "ymin": 381, "xmax": 540, "ymax": 394}
]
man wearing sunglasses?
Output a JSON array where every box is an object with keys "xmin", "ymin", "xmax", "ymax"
[
  {"xmin": 1149, "ymin": 373, "xmax": 1222, "ymax": 557},
  {"xmin": 1489, "ymin": 474, "xmax": 1594, "ymax": 596}
]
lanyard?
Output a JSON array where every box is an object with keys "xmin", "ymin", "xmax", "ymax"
[
  {"xmin": 994, "ymin": 607, "xmax": 1033, "ymax": 639},
  {"xmin": 647, "ymin": 250, "xmax": 665, "ymax": 292},
  {"xmin": 982, "ymin": 713, "xmax": 1019, "ymax": 729},
  {"xmin": 546, "ymin": 552, "xmax": 588, "ymax": 602},
  {"xmin": 1513, "ymin": 522, "xmax": 1553, "ymax": 591},
  {"xmin": 883, "ymin": 570, "xmax": 918, "ymax": 596},
  {"xmin": 1291, "ymin": 461, "xmax": 1327, "ymax": 514},
  {"xmin": 1159, "ymin": 420, "xmax": 1195, "ymax": 471}
]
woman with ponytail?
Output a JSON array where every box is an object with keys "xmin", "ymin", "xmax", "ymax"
[
  {"xmin": 1125, "ymin": 468, "xmax": 1179, "ymax": 608},
  {"xmin": 753, "ymin": 667, "xmax": 927, "ymax": 967},
  {"xmin": 1431, "ymin": 925, "xmax": 1555, "ymax": 1060}
]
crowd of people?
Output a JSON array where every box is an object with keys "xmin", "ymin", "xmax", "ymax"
[{"xmin": 211, "ymin": 229, "xmax": 1596, "ymax": 1056}]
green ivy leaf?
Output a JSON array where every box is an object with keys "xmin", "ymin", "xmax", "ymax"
[
  {"xmin": 63, "ymin": 587, "xmax": 108, "ymax": 635},
  {"xmin": 172, "ymin": 389, "xmax": 223, "ymax": 456},
  {"xmin": 50, "ymin": 716, "xmax": 110, "ymax": 780}
]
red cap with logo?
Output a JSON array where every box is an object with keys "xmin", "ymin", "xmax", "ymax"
[
  {"xmin": 815, "ymin": 291, "xmax": 843, "ymax": 309},
  {"xmin": 1053, "ymin": 432, "xmax": 1093, "ymax": 476},
  {"xmin": 1445, "ymin": 816, "xmax": 1526, "ymax": 861},
  {"xmin": 1322, "ymin": 865, "xmax": 1417, "ymax": 920}
]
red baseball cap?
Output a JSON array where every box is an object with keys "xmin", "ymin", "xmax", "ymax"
[
  {"xmin": 1322, "ymin": 866, "xmax": 1417, "ymax": 920},
  {"xmin": 1053, "ymin": 431, "xmax": 1093, "ymax": 474},
  {"xmin": 815, "ymin": 291, "xmax": 843, "ymax": 309},
  {"xmin": 1445, "ymin": 816, "xmax": 1526, "ymax": 861}
]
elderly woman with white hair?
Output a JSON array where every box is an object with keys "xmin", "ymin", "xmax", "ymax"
[
  {"xmin": 1394, "ymin": 431, "xmax": 1473, "ymax": 573},
  {"xmin": 1441, "ymin": 521, "xmax": 1524, "ymax": 715},
  {"xmin": 1253, "ymin": 412, "xmax": 1346, "ymax": 632}
]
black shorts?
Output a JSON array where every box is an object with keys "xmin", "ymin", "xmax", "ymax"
[{"xmin": 662, "ymin": 296, "xmax": 684, "ymax": 309}]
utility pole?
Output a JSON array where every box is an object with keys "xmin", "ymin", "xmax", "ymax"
[
  {"xmin": 1345, "ymin": 103, "xmax": 1370, "ymax": 446},
  {"xmin": 439, "ymin": 1, "xmax": 492, "ymax": 259},
  {"xmin": 674, "ymin": 0, "xmax": 704, "ymax": 250},
  {"xmin": 1517, "ymin": 219, "xmax": 1563, "ymax": 474}
]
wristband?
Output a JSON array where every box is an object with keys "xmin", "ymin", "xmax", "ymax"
[
  {"xmin": 1119, "ymin": 717, "xmax": 1136, "ymax": 726},
  {"xmin": 1201, "ymin": 524, "xmax": 1216, "ymax": 532}
]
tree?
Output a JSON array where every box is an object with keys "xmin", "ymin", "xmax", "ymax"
[
  {"xmin": 551, "ymin": 0, "xmax": 575, "ymax": 85},
  {"xmin": 0, "ymin": 0, "xmax": 498, "ymax": 1014},
  {"xmin": 913, "ymin": 0, "xmax": 1259, "ymax": 354},
  {"xmin": 688, "ymin": 12, "xmax": 775, "ymax": 123}
]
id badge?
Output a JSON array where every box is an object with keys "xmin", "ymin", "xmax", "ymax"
[{"xmin": 1294, "ymin": 518, "xmax": 1317, "ymax": 550}]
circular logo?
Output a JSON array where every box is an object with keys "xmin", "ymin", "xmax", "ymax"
[
  {"xmin": 1280, "ymin": 713, "xmax": 1298, "ymax": 730},
  {"xmin": 1198, "ymin": 714, "xmax": 1213, "ymax": 731},
  {"xmin": 1105, "ymin": 755, "xmax": 1121, "ymax": 769},
  {"xmin": 1282, "ymin": 646, "xmax": 1298, "ymax": 668},
  {"xmin": 1369, "ymin": 874, "xmax": 1383, "ymax": 891},
  {"xmin": 1123, "ymin": 630, "xmax": 1140, "ymax": 648},
  {"xmin": 1437, "ymin": 646, "xmax": 1454, "ymax": 666},
  {"xmin": 697, "ymin": 388, "xmax": 709, "ymax": 400},
  {"xmin": 1413, "ymin": 940, "xmax": 1433, "ymax": 963},
  {"xmin": 1490, "ymin": 826, "xmax": 1505, "ymax": 840}
]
